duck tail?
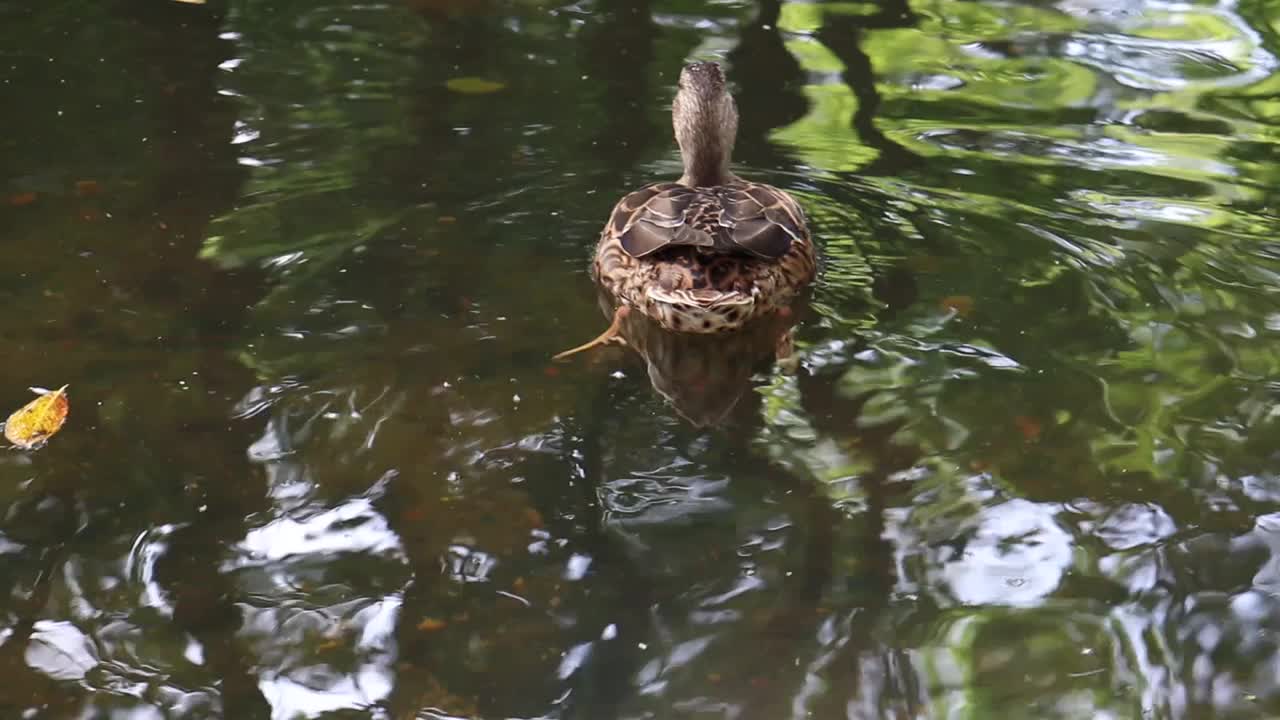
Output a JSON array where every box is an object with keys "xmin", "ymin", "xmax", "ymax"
[{"xmin": 645, "ymin": 287, "xmax": 756, "ymax": 334}]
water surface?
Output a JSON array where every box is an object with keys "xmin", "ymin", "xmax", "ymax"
[{"xmin": 5, "ymin": 0, "xmax": 1280, "ymax": 717}]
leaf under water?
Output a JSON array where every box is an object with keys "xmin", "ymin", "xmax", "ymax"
[
  {"xmin": 445, "ymin": 77, "xmax": 506, "ymax": 94},
  {"xmin": 4, "ymin": 385, "xmax": 69, "ymax": 449}
]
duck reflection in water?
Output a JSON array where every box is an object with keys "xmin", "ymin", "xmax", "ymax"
[{"xmin": 590, "ymin": 287, "xmax": 803, "ymax": 426}]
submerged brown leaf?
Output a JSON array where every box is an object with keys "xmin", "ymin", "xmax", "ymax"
[
  {"xmin": 4, "ymin": 385, "xmax": 69, "ymax": 449},
  {"xmin": 1015, "ymin": 414, "xmax": 1042, "ymax": 442},
  {"xmin": 940, "ymin": 294, "xmax": 975, "ymax": 318},
  {"xmin": 417, "ymin": 617, "xmax": 447, "ymax": 632}
]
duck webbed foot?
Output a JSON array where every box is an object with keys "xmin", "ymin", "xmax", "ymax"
[{"xmin": 552, "ymin": 305, "xmax": 631, "ymax": 361}]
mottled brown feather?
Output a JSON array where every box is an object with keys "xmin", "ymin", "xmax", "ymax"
[
  {"xmin": 615, "ymin": 182, "xmax": 801, "ymax": 260},
  {"xmin": 593, "ymin": 177, "xmax": 816, "ymax": 334}
]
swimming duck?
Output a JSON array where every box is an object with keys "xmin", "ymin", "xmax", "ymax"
[{"xmin": 555, "ymin": 61, "xmax": 817, "ymax": 359}]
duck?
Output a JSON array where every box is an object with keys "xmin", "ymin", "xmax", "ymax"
[{"xmin": 555, "ymin": 60, "xmax": 817, "ymax": 360}]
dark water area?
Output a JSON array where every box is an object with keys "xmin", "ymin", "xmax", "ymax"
[{"xmin": 5, "ymin": 0, "xmax": 1280, "ymax": 717}]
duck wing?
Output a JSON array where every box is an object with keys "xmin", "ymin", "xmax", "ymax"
[{"xmin": 612, "ymin": 182, "xmax": 805, "ymax": 260}]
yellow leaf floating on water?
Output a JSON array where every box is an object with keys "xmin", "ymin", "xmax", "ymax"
[
  {"xmin": 4, "ymin": 385, "xmax": 69, "ymax": 449},
  {"xmin": 445, "ymin": 77, "xmax": 506, "ymax": 94}
]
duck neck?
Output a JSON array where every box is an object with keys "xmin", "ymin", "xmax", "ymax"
[{"xmin": 677, "ymin": 128, "xmax": 735, "ymax": 187}]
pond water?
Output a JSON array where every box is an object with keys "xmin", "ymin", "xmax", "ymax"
[{"xmin": 5, "ymin": 0, "xmax": 1280, "ymax": 717}]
